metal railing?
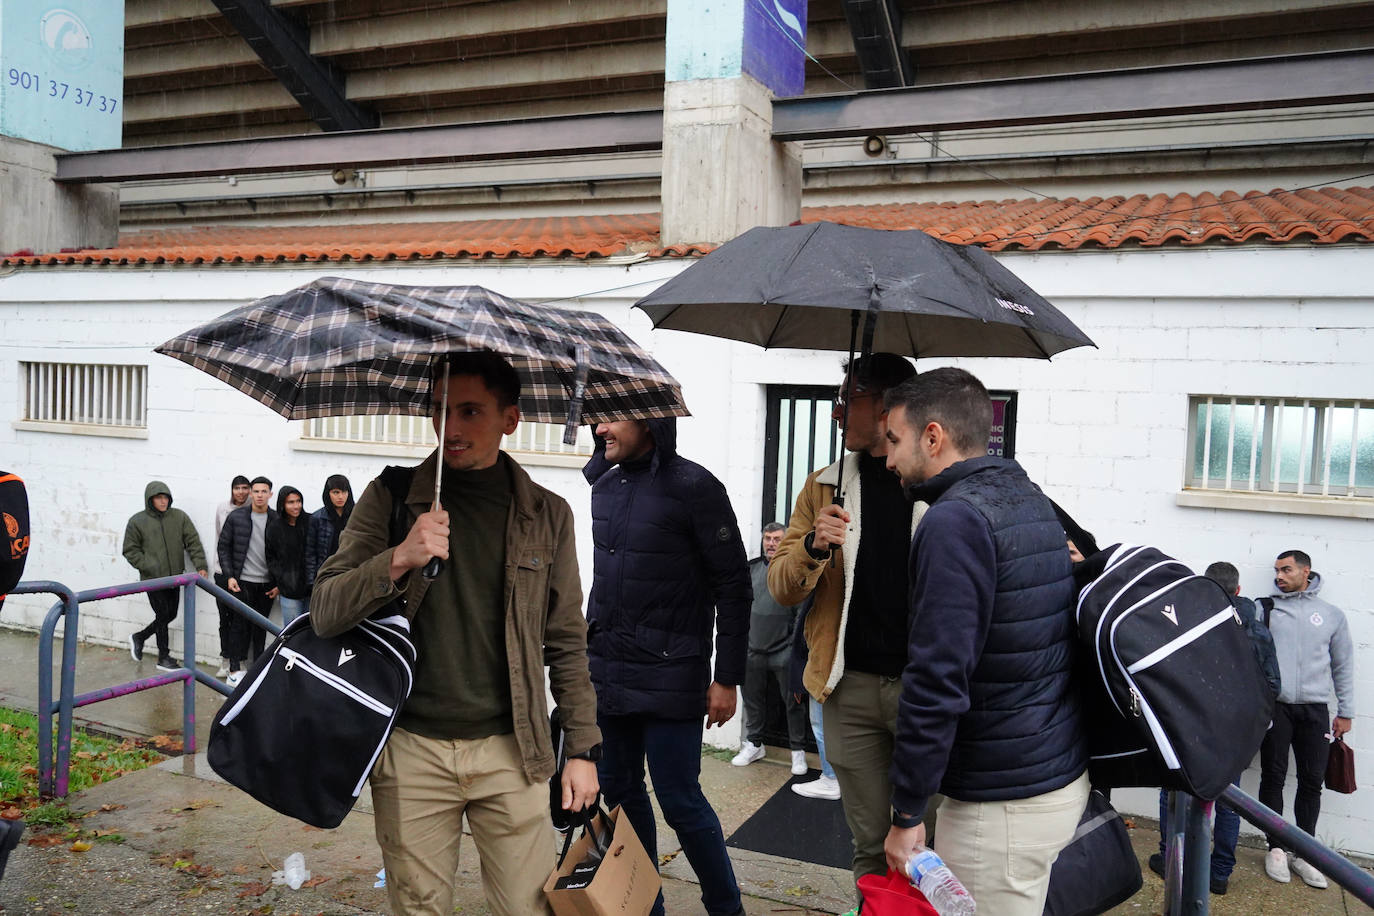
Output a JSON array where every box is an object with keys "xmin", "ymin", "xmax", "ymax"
[
  {"xmin": 1162, "ymin": 786, "xmax": 1374, "ymax": 913},
  {"xmin": 12, "ymin": 573, "xmax": 279, "ymax": 797}
]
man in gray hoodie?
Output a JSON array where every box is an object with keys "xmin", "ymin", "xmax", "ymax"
[{"xmin": 1257, "ymin": 549, "xmax": 1354, "ymax": 889}]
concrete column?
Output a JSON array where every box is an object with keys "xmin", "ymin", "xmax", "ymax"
[
  {"xmin": 660, "ymin": 0, "xmax": 806, "ymax": 246},
  {"xmin": 0, "ymin": 137, "xmax": 118, "ymax": 255}
]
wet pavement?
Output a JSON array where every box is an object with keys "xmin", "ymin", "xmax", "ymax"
[{"xmin": 0, "ymin": 625, "xmax": 1368, "ymax": 914}]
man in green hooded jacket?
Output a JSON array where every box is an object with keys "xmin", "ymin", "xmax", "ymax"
[{"xmin": 122, "ymin": 480, "xmax": 207, "ymax": 670}]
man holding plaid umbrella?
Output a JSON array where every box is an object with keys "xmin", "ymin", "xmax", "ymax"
[{"xmin": 312, "ymin": 352, "xmax": 601, "ymax": 916}]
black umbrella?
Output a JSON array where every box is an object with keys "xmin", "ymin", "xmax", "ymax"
[
  {"xmin": 159, "ymin": 276, "xmax": 689, "ymax": 576},
  {"xmin": 634, "ymin": 221, "xmax": 1094, "ymax": 360}
]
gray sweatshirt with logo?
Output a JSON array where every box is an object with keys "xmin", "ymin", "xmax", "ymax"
[{"xmin": 1265, "ymin": 572, "xmax": 1355, "ymax": 718}]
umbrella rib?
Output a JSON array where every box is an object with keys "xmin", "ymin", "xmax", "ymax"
[{"xmin": 762, "ymin": 304, "xmax": 790, "ymax": 349}]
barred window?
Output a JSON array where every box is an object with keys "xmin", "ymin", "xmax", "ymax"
[
  {"xmin": 301, "ymin": 414, "xmax": 595, "ymax": 458},
  {"xmin": 1186, "ymin": 396, "xmax": 1373, "ymax": 499},
  {"xmin": 19, "ymin": 362, "xmax": 148, "ymax": 432}
]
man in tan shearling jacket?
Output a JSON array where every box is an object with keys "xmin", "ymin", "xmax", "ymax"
[{"xmin": 767, "ymin": 353, "xmax": 931, "ymax": 892}]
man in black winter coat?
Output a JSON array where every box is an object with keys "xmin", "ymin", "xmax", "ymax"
[
  {"xmin": 881, "ymin": 368, "xmax": 1088, "ymax": 916},
  {"xmin": 217, "ymin": 476, "xmax": 277, "ymax": 681},
  {"xmin": 583, "ymin": 416, "xmax": 752, "ymax": 916}
]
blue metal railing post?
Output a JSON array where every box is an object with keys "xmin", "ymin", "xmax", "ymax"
[
  {"xmin": 13, "ymin": 581, "xmax": 79, "ymax": 797},
  {"xmin": 181, "ymin": 582, "xmax": 197, "ymax": 754},
  {"xmin": 1220, "ymin": 784, "xmax": 1374, "ymax": 907}
]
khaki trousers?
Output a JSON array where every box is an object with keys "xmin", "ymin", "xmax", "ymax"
[
  {"xmin": 934, "ymin": 772, "xmax": 1089, "ymax": 916},
  {"xmin": 823, "ymin": 671, "xmax": 940, "ymax": 883},
  {"xmin": 370, "ymin": 728, "xmax": 554, "ymax": 916}
]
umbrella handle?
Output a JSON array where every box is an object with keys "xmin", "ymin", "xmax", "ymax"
[{"xmin": 422, "ymin": 557, "xmax": 443, "ymax": 580}]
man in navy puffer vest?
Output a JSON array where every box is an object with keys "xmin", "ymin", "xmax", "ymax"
[
  {"xmin": 583, "ymin": 416, "xmax": 752, "ymax": 916},
  {"xmin": 881, "ymin": 368, "xmax": 1088, "ymax": 916}
]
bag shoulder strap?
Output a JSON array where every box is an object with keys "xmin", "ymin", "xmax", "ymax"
[
  {"xmin": 1257, "ymin": 597, "xmax": 1274, "ymax": 627},
  {"xmin": 378, "ymin": 466, "xmax": 415, "ymax": 549}
]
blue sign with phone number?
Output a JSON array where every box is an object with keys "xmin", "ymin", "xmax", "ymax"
[{"xmin": 1, "ymin": 2, "xmax": 124, "ymax": 151}]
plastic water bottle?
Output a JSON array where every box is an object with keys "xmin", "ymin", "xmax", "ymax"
[
  {"xmin": 283, "ymin": 851, "xmax": 310, "ymax": 890},
  {"xmin": 905, "ymin": 847, "xmax": 975, "ymax": 916}
]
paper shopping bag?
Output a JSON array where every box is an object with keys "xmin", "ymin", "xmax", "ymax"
[{"xmin": 545, "ymin": 804, "xmax": 661, "ymax": 916}]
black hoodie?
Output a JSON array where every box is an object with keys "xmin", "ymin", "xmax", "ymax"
[{"xmin": 266, "ymin": 486, "xmax": 311, "ymax": 599}]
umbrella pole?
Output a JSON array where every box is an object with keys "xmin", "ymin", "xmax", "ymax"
[
  {"xmin": 836, "ymin": 310, "xmax": 859, "ymax": 509},
  {"xmin": 422, "ymin": 360, "xmax": 450, "ymax": 581}
]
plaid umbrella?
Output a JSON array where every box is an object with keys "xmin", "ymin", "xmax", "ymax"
[{"xmin": 156, "ymin": 276, "xmax": 689, "ymax": 442}]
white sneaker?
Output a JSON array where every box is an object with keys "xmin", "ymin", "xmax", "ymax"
[
  {"xmin": 225, "ymin": 670, "xmax": 246, "ymax": 689},
  {"xmin": 731, "ymin": 741, "xmax": 765, "ymax": 767},
  {"xmin": 1290, "ymin": 857, "xmax": 1328, "ymax": 889},
  {"xmin": 1264, "ymin": 847, "xmax": 1291, "ymax": 883},
  {"xmin": 791, "ymin": 775, "xmax": 842, "ymax": 800},
  {"xmin": 791, "ymin": 749, "xmax": 808, "ymax": 776},
  {"xmin": 215, "ymin": 660, "xmax": 230, "ymax": 678}
]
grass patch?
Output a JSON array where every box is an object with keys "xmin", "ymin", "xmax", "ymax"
[
  {"xmin": 702, "ymin": 744, "xmax": 737, "ymax": 763},
  {"xmin": 0, "ymin": 707, "xmax": 166, "ymax": 816}
]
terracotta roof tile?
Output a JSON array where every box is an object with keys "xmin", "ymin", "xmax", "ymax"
[{"xmin": 5, "ymin": 186, "xmax": 1371, "ymax": 267}]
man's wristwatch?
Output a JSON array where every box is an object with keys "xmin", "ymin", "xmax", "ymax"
[
  {"xmin": 803, "ymin": 530, "xmax": 833, "ymax": 560},
  {"xmin": 569, "ymin": 744, "xmax": 602, "ymax": 763}
]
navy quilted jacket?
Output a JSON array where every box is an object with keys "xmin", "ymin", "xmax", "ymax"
[
  {"xmin": 582, "ymin": 418, "xmax": 752, "ymax": 718},
  {"xmin": 891, "ymin": 456, "xmax": 1086, "ymax": 817}
]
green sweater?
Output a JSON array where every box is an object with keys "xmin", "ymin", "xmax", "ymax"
[{"xmin": 398, "ymin": 461, "xmax": 514, "ymax": 740}]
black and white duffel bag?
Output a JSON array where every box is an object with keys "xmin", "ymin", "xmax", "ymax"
[{"xmin": 208, "ymin": 612, "xmax": 416, "ymax": 828}]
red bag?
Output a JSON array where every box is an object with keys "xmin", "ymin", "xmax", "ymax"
[
  {"xmin": 857, "ymin": 870, "xmax": 939, "ymax": 916},
  {"xmin": 1325, "ymin": 736, "xmax": 1356, "ymax": 794}
]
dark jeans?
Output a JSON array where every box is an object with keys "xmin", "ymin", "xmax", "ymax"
[
  {"xmin": 226, "ymin": 579, "xmax": 272, "ymax": 668},
  {"xmin": 597, "ymin": 715, "xmax": 742, "ymax": 916},
  {"xmin": 742, "ymin": 649, "xmax": 808, "ymax": 748},
  {"xmin": 1259, "ymin": 701, "xmax": 1330, "ymax": 849},
  {"xmin": 135, "ymin": 587, "xmax": 179, "ymax": 657},
  {"xmin": 213, "ymin": 573, "xmax": 235, "ymax": 659},
  {"xmin": 1156, "ymin": 786, "xmax": 1240, "ymax": 881}
]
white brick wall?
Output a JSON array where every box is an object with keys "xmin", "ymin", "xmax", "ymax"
[{"xmin": 2, "ymin": 245, "xmax": 1371, "ymax": 851}]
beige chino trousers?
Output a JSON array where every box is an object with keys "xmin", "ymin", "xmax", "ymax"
[{"xmin": 370, "ymin": 728, "xmax": 555, "ymax": 916}]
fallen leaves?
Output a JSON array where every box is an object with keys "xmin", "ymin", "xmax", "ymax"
[
  {"xmin": 237, "ymin": 881, "xmax": 271, "ymax": 897},
  {"xmin": 0, "ymin": 807, "xmax": 21, "ymax": 820},
  {"xmin": 149, "ymin": 734, "xmax": 184, "ymax": 753},
  {"xmin": 69, "ymin": 840, "xmax": 92, "ymax": 852},
  {"xmin": 27, "ymin": 834, "xmax": 65, "ymax": 848}
]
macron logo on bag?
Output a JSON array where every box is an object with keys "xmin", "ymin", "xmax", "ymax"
[
  {"xmin": 338, "ymin": 648, "xmax": 356, "ymax": 667},
  {"xmin": 1161, "ymin": 605, "xmax": 1179, "ymax": 626}
]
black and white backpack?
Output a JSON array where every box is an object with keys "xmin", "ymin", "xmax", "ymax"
[
  {"xmin": 208, "ymin": 465, "xmax": 419, "ymax": 828},
  {"xmin": 1074, "ymin": 544, "xmax": 1272, "ymax": 800}
]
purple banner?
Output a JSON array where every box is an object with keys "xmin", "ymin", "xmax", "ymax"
[{"xmin": 743, "ymin": 0, "xmax": 808, "ymax": 97}]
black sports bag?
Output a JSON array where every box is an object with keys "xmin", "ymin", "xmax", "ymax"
[
  {"xmin": 208, "ymin": 612, "xmax": 416, "ymax": 828},
  {"xmin": 208, "ymin": 465, "xmax": 419, "ymax": 828},
  {"xmin": 1042, "ymin": 790, "xmax": 1142, "ymax": 916},
  {"xmin": 1074, "ymin": 544, "xmax": 1272, "ymax": 800}
]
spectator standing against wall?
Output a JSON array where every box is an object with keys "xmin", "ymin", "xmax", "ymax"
[
  {"xmin": 732, "ymin": 522, "xmax": 810, "ymax": 776},
  {"xmin": 583, "ymin": 416, "xmax": 752, "ymax": 916},
  {"xmin": 218, "ymin": 476, "xmax": 277, "ymax": 685},
  {"xmin": 1258, "ymin": 549, "xmax": 1355, "ymax": 889},
  {"xmin": 266, "ymin": 486, "xmax": 312, "ymax": 625},
  {"xmin": 212, "ymin": 475, "xmax": 250, "ymax": 677},
  {"xmin": 306, "ymin": 474, "xmax": 353, "ymax": 587},
  {"xmin": 122, "ymin": 480, "xmax": 207, "ymax": 671}
]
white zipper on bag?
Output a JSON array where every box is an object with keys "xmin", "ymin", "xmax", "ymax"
[{"xmin": 278, "ymin": 647, "xmax": 394, "ymax": 717}]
